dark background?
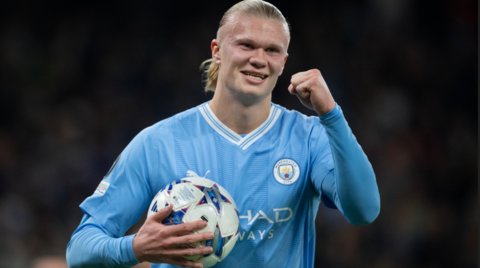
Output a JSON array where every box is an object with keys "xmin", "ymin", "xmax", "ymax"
[{"xmin": 0, "ymin": 0, "xmax": 477, "ymax": 267}]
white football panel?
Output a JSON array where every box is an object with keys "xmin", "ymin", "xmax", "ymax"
[
  {"xmin": 201, "ymin": 254, "xmax": 220, "ymax": 268},
  {"xmin": 217, "ymin": 184, "xmax": 237, "ymax": 208},
  {"xmin": 183, "ymin": 176, "xmax": 215, "ymax": 188},
  {"xmin": 220, "ymin": 233, "xmax": 239, "ymax": 261},
  {"xmin": 218, "ymin": 203, "xmax": 239, "ymax": 237},
  {"xmin": 167, "ymin": 183, "xmax": 204, "ymax": 210},
  {"xmin": 147, "ymin": 191, "xmax": 168, "ymax": 218},
  {"xmin": 183, "ymin": 204, "xmax": 218, "ymax": 234}
]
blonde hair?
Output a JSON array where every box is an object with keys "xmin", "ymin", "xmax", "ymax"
[{"xmin": 200, "ymin": 0, "xmax": 290, "ymax": 92}]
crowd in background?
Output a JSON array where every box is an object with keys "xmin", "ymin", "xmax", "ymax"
[{"xmin": 0, "ymin": 0, "xmax": 477, "ymax": 267}]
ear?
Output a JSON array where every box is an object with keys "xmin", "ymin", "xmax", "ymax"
[
  {"xmin": 211, "ymin": 39, "xmax": 221, "ymax": 64},
  {"xmin": 278, "ymin": 54, "xmax": 288, "ymax": 76}
]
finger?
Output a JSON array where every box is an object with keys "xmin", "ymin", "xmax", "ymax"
[
  {"xmin": 169, "ymin": 220, "xmax": 208, "ymax": 235},
  {"xmin": 176, "ymin": 227, "xmax": 213, "ymax": 237},
  {"xmin": 290, "ymin": 71, "xmax": 309, "ymax": 87},
  {"xmin": 168, "ymin": 257, "xmax": 204, "ymax": 268},
  {"xmin": 293, "ymin": 80, "xmax": 312, "ymax": 99},
  {"xmin": 162, "ymin": 247, "xmax": 213, "ymax": 258},
  {"xmin": 169, "ymin": 232, "xmax": 215, "ymax": 246},
  {"xmin": 166, "ymin": 245, "xmax": 213, "ymax": 257},
  {"xmin": 288, "ymin": 84, "xmax": 296, "ymax": 95},
  {"xmin": 150, "ymin": 204, "xmax": 173, "ymax": 222}
]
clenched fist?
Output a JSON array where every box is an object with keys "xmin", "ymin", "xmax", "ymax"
[{"xmin": 288, "ymin": 69, "xmax": 336, "ymax": 115}]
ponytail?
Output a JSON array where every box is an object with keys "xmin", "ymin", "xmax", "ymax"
[{"xmin": 200, "ymin": 58, "xmax": 219, "ymax": 92}]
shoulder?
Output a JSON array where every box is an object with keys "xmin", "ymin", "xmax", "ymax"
[
  {"xmin": 136, "ymin": 103, "xmax": 207, "ymax": 143},
  {"xmin": 272, "ymin": 103, "xmax": 322, "ymax": 131}
]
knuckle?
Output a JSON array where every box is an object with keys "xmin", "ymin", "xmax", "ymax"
[
  {"xmin": 184, "ymin": 236, "xmax": 194, "ymax": 244},
  {"xmin": 158, "ymin": 229, "xmax": 168, "ymax": 237},
  {"xmin": 162, "ymin": 240, "xmax": 172, "ymax": 248},
  {"xmin": 182, "ymin": 224, "xmax": 192, "ymax": 232},
  {"xmin": 186, "ymin": 249, "xmax": 195, "ymax": 256}
]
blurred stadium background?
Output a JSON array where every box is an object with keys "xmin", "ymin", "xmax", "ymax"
[{"xmin": 0, "ymin": 0, "xmax": 477, "ymax": 267}]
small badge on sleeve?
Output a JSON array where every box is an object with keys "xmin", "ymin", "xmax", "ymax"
[
  {"xmin": 273, "ymin": 159, "xmax": 300, "ymax": 185},
  {"xmin": 95, "ymin": 181, "xmax": 110, "ymax": 195}
]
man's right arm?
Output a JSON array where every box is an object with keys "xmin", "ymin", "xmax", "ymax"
[
  {"xmin": 67, "ymin": 214, "xmax": 138, "ymax": 268},
  {"xmin": 67, "ymin": 207, "xmax": 214, "ymax": 268},
  {"xmin": 67, "ymin": 125, "xmax": 213, "ymax": 268}
]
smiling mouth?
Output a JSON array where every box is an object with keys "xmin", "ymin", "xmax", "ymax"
[{"xmin": 241, "ymin": 71, "xmax": 268, "ymax": 80}]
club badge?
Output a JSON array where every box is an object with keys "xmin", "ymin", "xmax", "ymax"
[{"xmin": 273, "ymin": 159, "xmax": 300, "ymax": 185}]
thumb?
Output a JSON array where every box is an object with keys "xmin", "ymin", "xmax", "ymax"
[
  {"xmin": 150, "ymin": 204, "xmax": 173, "ymax": 222},
  {"xmin": 294, "ymin": 81, "xmax": 312, "ymax": 100},
  {"xmin": 288, "ymin": 84, "xmax": 296, "ymax": 95}
]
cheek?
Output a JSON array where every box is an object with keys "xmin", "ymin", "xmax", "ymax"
[
  {"xmin": 270, "ymin": 58, "xmax": 285, "ymax": 75},
  {"xmin": 228, "ymin": 51, "xmax": 247, "ymax": 66},
  {"xmin": 229, "ymin": 45, "xmax": 253, "ymax": 60}
]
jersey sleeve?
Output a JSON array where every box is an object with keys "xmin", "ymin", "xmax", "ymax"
[
  {"xmin": 79, "ymin": 126, "xmax": 159, "ymax": 237},
  {"xmin": 309, "ymin": 113, "xmax": 335, "ymax": 198},
  {"xmin": 310, "ymin": 104, "xmax": 380, "ymax": 225},
  {"xmin": 66, "ymin": 214, "xmax": 139, "ymax": 268}
]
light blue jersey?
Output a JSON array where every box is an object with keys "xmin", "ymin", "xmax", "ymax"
[{"xmin": 67, "ymin": 102, "xmax": 380, "ymax": 268}]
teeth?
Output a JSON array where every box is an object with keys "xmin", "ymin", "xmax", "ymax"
[
  {"xmin": 243, "ymin": 72, "xmax": 265, "ymax": 80},
  {"xmin": 246, "ymin": 74, "xmax": 262, "ymax": 80}
]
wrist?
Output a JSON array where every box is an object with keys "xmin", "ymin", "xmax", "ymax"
[
  {"xmin": 316, "ymin": 100, "xmax": 336, "ymax": 116},
  {"xmin": 319, "ymin": 103, "xmax": 342, "ymax": 124},
  {"xmin": 315, "ymin": 96, "xmax": 337, "ymax": 116},
  {"xmin": 132, "ymin": 234, "xmax": 145, "ymax": 263}
]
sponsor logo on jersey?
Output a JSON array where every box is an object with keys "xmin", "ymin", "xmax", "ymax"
[
  {"xmin": 95, "ymin": 181, "xmax": 110, "ymax": 195},
  {"xmin": 239, "ymin": 207, "xmax": 293, "ymax": 225},
  {"xmin": 273, "ymin": 159, "xmax": 300, "ymax": 185},
  {"xmin": 237, "ymin": 207, "xmax": 293, "ymax": 241},
  {"xmin": 238, "ymin": 229, "xmax": 275, "ymax": 241}
]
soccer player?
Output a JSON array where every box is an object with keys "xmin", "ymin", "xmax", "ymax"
[{"xmin": 66, "ymin": 0, "xmax": 380, "ymax": 267}]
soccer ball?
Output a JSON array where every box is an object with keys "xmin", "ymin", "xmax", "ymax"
[{"xmin": 147, "ymin": 176, "xmax": 240, "ymax": 267}]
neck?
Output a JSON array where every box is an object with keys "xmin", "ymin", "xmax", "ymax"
[{"xmin": 209, "ymin": 88, "xmax": 271, "ymax": 135}]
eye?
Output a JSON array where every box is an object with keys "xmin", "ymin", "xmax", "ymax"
[
  {"xmin": 241, "ymin": 43, "xmax": 253, "ymax": 49},
  {"xmin": 266, "ymin": 48, "xmax": 279, "ymax": 53}
]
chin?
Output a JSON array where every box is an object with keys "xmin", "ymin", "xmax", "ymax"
[
  {"xmin": 241, "ymin": 84, "xmax": 271, "ymax": 96},
  {"xmin": 224, "ymin": 86, "xmax": 267, "ymax": 106},
  {"xmin": 242, "ymin": 88, "xmax": 273, "ymax": 105}
]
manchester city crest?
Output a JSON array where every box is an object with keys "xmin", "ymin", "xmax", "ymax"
[{"xmin": 273, "ymin": 159, "xmax": 300, "ymax": 185}]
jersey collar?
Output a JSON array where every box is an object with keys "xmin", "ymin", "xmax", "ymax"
[{"xmin": 199, "ymin": 103, "xmax": 282, "ymax": 150}]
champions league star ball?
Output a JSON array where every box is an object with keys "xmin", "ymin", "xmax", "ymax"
[{"xmin": 147, "ymin": 176, "xmax": 240, "ymax": 267}]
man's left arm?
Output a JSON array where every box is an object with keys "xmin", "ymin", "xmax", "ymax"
[
  {"xmin": 289, "ymin": 69, "xmax": 380, "ymax": 225},
  {"xmin": 318, "ymin": 105, "xmax": 380, "ymax": 225}
]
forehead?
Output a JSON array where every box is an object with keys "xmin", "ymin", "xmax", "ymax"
[{"xmin": 219, "ymin": 14, "xmax": 290, "ymax": 48}]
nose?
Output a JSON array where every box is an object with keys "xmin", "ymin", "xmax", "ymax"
[{"xmin": 249, "ymin": 49, "xmax": 267, "ymax": 69}]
